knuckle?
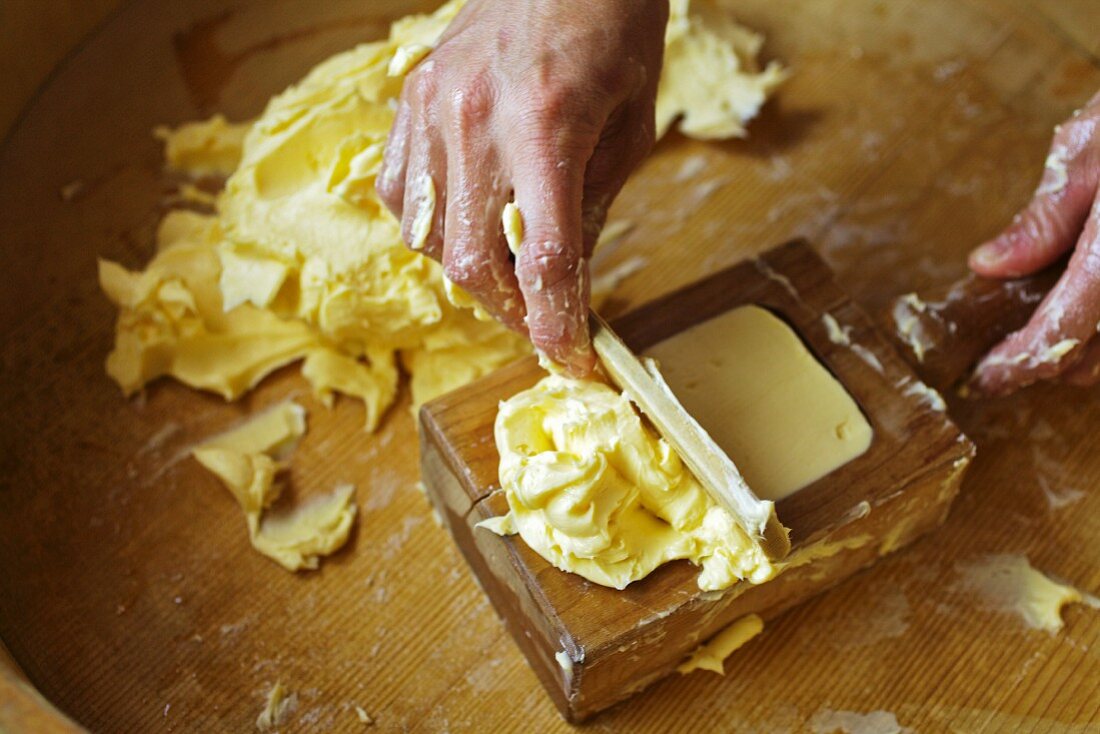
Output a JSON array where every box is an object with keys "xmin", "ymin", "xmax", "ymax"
[
  {"xmin": 518, "ymin": 84, "xmax": 601, "ymax": 140},
  {"xmin": 450, "ymin": 75, "xmax": 496, "ymax": 129},
  {"xmin": 407, "ymin": 62, "xmax": 438, "ymax": 100},
  {"xmin": 443, "ymin": 249, "xmax": 493, "ymax": 292},
  {"xmin": 518, "ymin": 240, "xmax": 580, "ymax": 291}
]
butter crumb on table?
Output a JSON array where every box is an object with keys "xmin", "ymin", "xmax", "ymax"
[
  {"xmin": 354, "ymin": 705, "xmax": 374, "ymax": 726},
  {"xmin": 255, "ymin": 682, "xmax": 297, "ymax": 732},
  {"xmin": 190, "ymin": 401, "xmax": 357, "ymax": 572},
  {"xmin": 952, "ymin": 554, "xmax": 1094, "ymax": 633}
]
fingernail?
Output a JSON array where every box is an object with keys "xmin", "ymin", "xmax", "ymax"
[{"xmin": 969, "ymin": 242, "xmax": 1004, "ymax": 269}]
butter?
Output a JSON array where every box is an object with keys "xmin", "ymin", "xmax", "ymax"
[
  {"xmin": 255, "ymin": 681, "xmax": 297, "ymax": 732},
  {"xmin": 254, "ymin": 484, "xmax": 358, "ymax": 572},
  {"xmin": 484, "ymin": 306, "xmax": 872, "ymax": 591},
  {"xmin": 155, "ymin": 114, "xmax": 250, "ymax": 178},
  {"xmin": 387, "ymin": 43, "xmax": 432, "ymax": 77},
  {"xmin": 645, "ymin": 306, "xmax": 872, "ymax": 501},
  {"xmin": 485, "ymin": 376, "xmax": 774, "ymax": 591},
  {"xmin": 98, "ymin": 211, "xmax": 320, "ymax": 402},
  {"xmin": 502, "ymin": 202, "xmax": 524, "ymax": 256},
  {"xmin": 953, "ymin": 554, "xmax": 1095, "ymax": 634},
  {"xmin": 676, "ymin": 613, "xmax": 764, "ymax": 674},
  {"xmin": 408, "ymin": 173, "xmax": 436, "ymax": 250},
  {"xmin": 191, "ymin": 402, "xmax": 357, "ymax": 571},
  {"xmin": 101, "ymin": 0, "xmax": 783, "ymax": 426},
  {"xmin": 658, "ymin": 0, "xmax": 788, "ymax": 140}
]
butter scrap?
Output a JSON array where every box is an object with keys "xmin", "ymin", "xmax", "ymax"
[
  {"xmin": 156, "ymin": 114, "xmax": 250, "ymax": 178},
  {"xmin": 677, "ymin": 613, "xmax": 764, "ymax": 674},
  {"xmin": 953, "ymin": 554, "xmax": 1096, "ymax": 634},
  {"xmin": 191, "ymin": 401, "xmax": 357, "ymax": 571},
  {"xmin": 255, "ymin": 681, "xmax": 297, "ymax": 732}
]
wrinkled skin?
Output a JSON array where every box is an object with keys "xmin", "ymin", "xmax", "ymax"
[
  {"xmin": 378, "ymin": 0, "xmax": 669, "ymax": 376},
  {"xmin": 969, "ymin": 90, "xmax": 1100, "ymax": 396}
]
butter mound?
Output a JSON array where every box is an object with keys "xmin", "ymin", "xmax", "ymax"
[
  {"xmin": 484, "ymin": 376, "xmax": 774, "ymax": 591},
  {"xmin": 677, "ymin": 613, "xmax": 764, "ymax": 674},
  {"xmin": 191, "ymin": 401, "xmax": 357, "ymax": 571},
  {"xmin": 100, "ymin": 0, "xmax": 783, "ymax": 426},
  {"xmin": 98, "ymin": 211, "xmax": 321, "ymax": 403},
  {"xmin": 657, "ymin": 0, "xmax": 788, "ymax": 140}
]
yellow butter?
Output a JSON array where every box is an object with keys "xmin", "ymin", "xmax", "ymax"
[
  {"xmin": 155, "ymin": 114, "xmax": 250, "ymax": 178},
  {"xmin": 101, "ymin": 0, "xmax": 783, "ymax": 425},
  {"xmin": 657, "ymin": 0, "xmax": 788, "ymax": 140},
  {"xmin": 191, "ymin": 401, "xmax": 357, "ymax": 572},
  {"xmin": 954, "ymin": 554, "xmax": 1094, "ymax": 634},
  {"xmin": 487, "ymin": 306, "xmax": 873, "ymax": 591},
  {"xmin": 645, "ymin": 306, "xmax": 873, "ymax": 501},
  {"xmin": 487, "ymin": 376, "xmax": 774, "ymax": 591},
  {"xmin": 677, "ymin": 613, "xmax": 764, "ymax": 674}
]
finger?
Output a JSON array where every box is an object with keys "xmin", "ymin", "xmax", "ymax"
[
  {"xmin": 401, "ymin": 117, "xmax": 446, "ymax": 260},
  {"xmin": 972, "ymin": 196, "xmax": 1100, "ymax": 395},
  {"xmin": 581, "ymin": 103, "xmax": 656, "ymax": 255},
  {"xmin": 378, "ymin": 99, "xmax": 413, "ymax": 217},
  {"xmin": 1061, "ymin": 336, "xmax": 1100, "ymax": 387},
  {"xmin": 441, "ymin": 136, "xmax": 525, "ymax": 330},
  {"xmin": 969, "ymin": 125, "xmax": 1098, "ymax": 278},
  {"xmin": 511, "ymin": 142, "xmax": 598, "ymax": 376}
]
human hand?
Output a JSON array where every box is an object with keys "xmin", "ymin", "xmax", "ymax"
[
  {"xmin": 377, "ymin": 0, "xmax": 669, "ymax": 376},
  {"xmin": 968, "ymin": 90, "xmax": 1100, "ymax": 395}
]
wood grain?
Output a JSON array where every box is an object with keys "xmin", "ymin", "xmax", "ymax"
[
  {"xmin": 0, "ymin": 0, "xmax": 1098, "ymax": 731},
  {"xmin": 420, "ymin": 241, "xmax": 975, "ymax": 721},
  {"xmin": 0, "ymin": 0, "xmax": 126, "ymax": 141}
]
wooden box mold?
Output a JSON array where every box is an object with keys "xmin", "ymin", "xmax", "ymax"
[{"xmin": 418, "ymin": 240, "xmax": 975, "ymax": 721}]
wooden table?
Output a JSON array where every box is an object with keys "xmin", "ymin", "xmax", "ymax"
[{"xmin": 1, "ymin": 1, "xmax": 1097, "ymax": 731}]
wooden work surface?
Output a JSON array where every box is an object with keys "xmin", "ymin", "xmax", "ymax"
[{"xmin": 0, "ymin": 0, "xmax": 1098, "ymax": 731}]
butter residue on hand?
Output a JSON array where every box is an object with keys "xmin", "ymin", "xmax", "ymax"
[
  {"xmin": 100, "ymin": 0, "xmax": 783, "ymax": 428},
  {"xmin": 481, "ymin": 376, "xmax": 774, "ymax": 591},
  {"xmin": 191, "ymin": 401, "xmax": 357, "ymax": 572}
]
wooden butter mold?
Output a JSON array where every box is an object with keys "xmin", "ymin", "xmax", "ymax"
[{"xmin": 419, "ymin": 240, "xmax": 975, "ymax": 721}]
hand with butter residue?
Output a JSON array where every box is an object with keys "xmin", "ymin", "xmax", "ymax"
[
  {"xmin": 377, "ymin": 0, "xmax": 669, "ymax": 376},
  {"xmin": 969, "ymin": 90, "xmax": 1100, "ymax": 395}
]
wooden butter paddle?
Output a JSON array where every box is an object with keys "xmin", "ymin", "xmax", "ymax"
[{"xmin": 589, "ymin": 310, "xmax": 792, "ymax": 561}]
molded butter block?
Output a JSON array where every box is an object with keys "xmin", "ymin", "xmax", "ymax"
[{"xmin": 645, "ymin": 305, "xmax": 873, "ymax": 501}]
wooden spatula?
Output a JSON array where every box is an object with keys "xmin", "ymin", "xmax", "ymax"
[{"xmin": 589, "ymin": 310, "xmax": 791, "ymax": 561}]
